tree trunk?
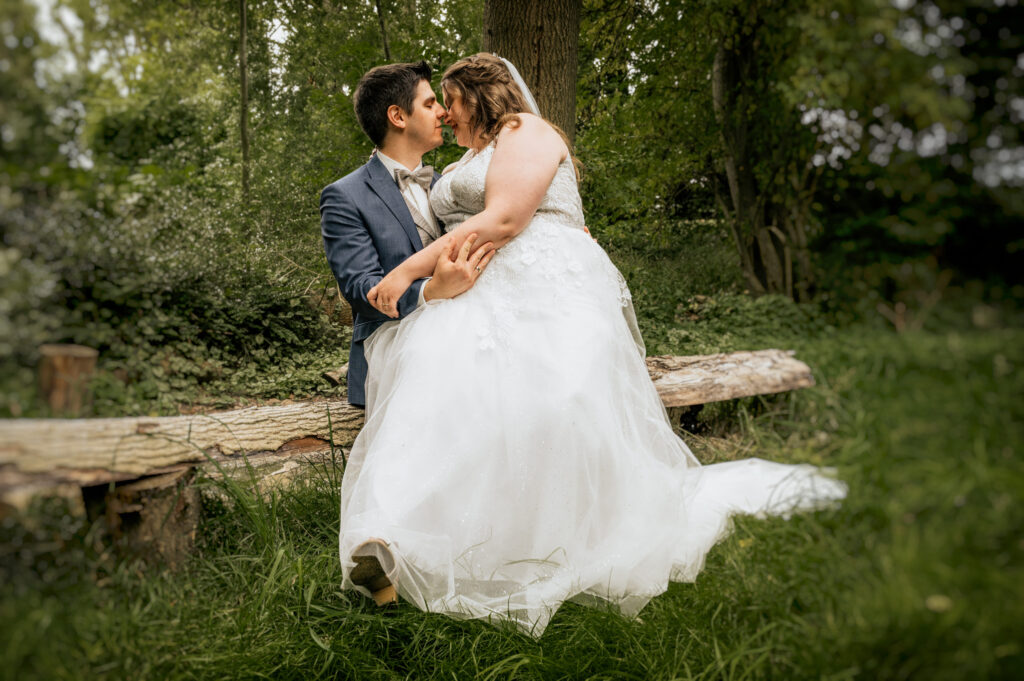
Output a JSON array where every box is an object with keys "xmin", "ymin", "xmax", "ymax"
[
  {"xmin": 0, "ymin": 400, "xmax": 366, "ymax": 478},
  {"xmin": 374, "ymin": 0, "xmax": 392, "ymax": 61},
  {"xmin": 239, "ymin": 0, "xmax": 250, "ymax": 197},
  {"xmin": 483, "ymin": 0, "xmax": 581, "ymax": 143},
  {"xmin": 2, "ymin": 349, "xmax": 816, "ymax": 517},
  {"xmin": 712, "ymin": 44, "xmax": 791, "ymax": 297},
  {"xmin": 712, "ymin": 46, "xmax": 764, "ymax": 294}
]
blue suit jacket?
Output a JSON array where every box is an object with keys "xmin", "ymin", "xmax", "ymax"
[{"xmin": 320, "ymin": 154, "xmax": 440, "ymax": 407}]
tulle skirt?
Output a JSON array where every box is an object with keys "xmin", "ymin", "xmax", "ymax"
[{"xmin": 339, "ymin": 221, "xmax": 846, "ymax": 636}]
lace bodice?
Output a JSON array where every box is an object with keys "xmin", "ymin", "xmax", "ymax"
[
  {"xmin": 430, "ymin": 142, "xmax": 586, "ymax": 233},
  {"xmin": 425, "ymin": 138, "xmax": 639, "ymax": 356}
]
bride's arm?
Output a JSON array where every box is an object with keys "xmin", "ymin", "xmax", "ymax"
[
  {"xmin": 368, "ymin": 114, "xmax": 568, "ymax": 316},
  {"xmin": 365, "ymin": 232, "xmax": 471, "ymax": 316},
  {"xmin": 455, "ymin": 114, "xmax": 568, "ymax": 248}
]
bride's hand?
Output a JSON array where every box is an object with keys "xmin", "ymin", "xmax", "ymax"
[{"xmin": 368, "ymin": 270, "xmax": 414, "ymax": 318}]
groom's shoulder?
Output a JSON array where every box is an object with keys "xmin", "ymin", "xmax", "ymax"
[
  {"xmin": 320, "ymin": 164, "xmax": 371, "ymax": 219},
  {"xmin": 322, "ymin": 160, "xmax": 373, "ymax": 197}
]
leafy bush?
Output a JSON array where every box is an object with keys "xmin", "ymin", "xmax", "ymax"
[
  {"xmin": 664, "ymin": 293, "xmax": 831, "ymax": 356},
  {"xmin": 0, "ymin": 245, "xmax": 60, "ymax": 362},
  {"xmin": 0, "ymin": 187, "xmax": 345, "ymax": 416}
]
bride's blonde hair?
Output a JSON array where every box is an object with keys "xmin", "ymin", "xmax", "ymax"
[{"xmin": 441, "ymin": 53, "xmax": 578, "ymax": 176}]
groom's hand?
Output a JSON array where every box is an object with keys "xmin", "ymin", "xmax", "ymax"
[{"xmin": 423, "ymin": 234, "xmax": 494, "ymax": 302}]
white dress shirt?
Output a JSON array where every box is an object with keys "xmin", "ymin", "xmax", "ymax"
[{"xmin": 373, "ymin": 150, "xmax": 436, "ymax": 312}]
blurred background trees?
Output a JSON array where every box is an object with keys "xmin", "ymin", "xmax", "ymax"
[
  {"xmin": 1, "ymin": 0, "xmax": 1019, "ymax": 416},
  {"xmin": 575, "ymin": 0, "xmax": 1021, "ymax": 308}
]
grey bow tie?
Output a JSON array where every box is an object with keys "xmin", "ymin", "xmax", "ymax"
[{"xmin": 394, "ymin": 166, "xmax": 434, "ymax": 192}]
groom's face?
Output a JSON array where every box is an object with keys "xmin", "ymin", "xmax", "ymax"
[{"xmin": 403, "ymin": 79, "xmax": 446, "ymax": 153}]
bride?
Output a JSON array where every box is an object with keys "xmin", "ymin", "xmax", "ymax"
[{"xmin": 339, "ymin": 53, "xmax": 846, "ymax": 636}]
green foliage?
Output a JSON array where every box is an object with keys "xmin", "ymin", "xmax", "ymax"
[
  {"xmin": 790, "ymin": 0, "xmax": 1024, "ymax": 314},
  {"xmin": 0, "ymin": 246, "xmax": 60, "ymax": 360},
  {"xmin": 0, "ymin": 190, "xmax": 347, "ymax": 416},
  {"xmin": 3, "ymin": 0, "xmax": 1017, "ymax": 418},
  {"xmin": 662, "ymin": 293, "xmax": 831, "ymax": 355},
  {"xmin": 0, "ymin": 496, "xmax": 103, "ymax": 598},
  {"xmin": 576, "ymin": 0, "xmax": 1021, "ymax": 308},
  {"xmin": 0, "ymin": 0, "xmax": 489, "ymax": 417},
  {"xmin": 577, "ymin": 0, "xmax": 718, "ymax": 231},
  {"xmin": 91, "ymin": 100, "xmax": 201, "ymax": 164},
  {"xmin": 0, "ymin": 2, "xmax": 1020, "ymax": 676}
]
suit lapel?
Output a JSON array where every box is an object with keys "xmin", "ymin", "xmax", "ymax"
[{"xmin": 364, "ymin": 155, "xmax": 423, "ymax": 251}]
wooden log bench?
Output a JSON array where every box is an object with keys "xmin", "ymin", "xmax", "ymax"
[{"xmin": 0, "ymin": 349, "xmax": 813, "ymax": 564}]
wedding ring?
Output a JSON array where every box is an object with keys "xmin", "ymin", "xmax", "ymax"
[{"xmin": 475, "ymin": 266, "xmax": 482, "ymax": 272}]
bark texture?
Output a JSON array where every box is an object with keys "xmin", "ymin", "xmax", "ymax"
[
  {"xmin": 2, "ymin": 350, "xmax": 815, "ymax": 564},
  {"xmin": 82, "ymin": 468, "xmax": 200, "ymax": 569},
  {"xmin": 374, "ymin": 0, "xmax": 392, "ymax": 61},
  {"xmin": 0, "ymin": 399, "xmax": 364, "ymax": 478},
  {"xmin": 647, "ymin": 349, "xmax": 814, "ymax": 408},
  {"xmin": 483, "ymin": 0, "xmax": 581, "ymax": 143}
]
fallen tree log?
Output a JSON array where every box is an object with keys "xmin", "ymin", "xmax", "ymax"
[
  {"xmin": 0, "ymin": 349, "xmax": 812, "ymax": 499},
  {"xmin": 646, "ymin": 350, "xmax": 814, "ymax": 407}
]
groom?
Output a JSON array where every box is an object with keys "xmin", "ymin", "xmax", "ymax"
[{"xmin": 320, "ymin": 61, "xmax": 487, "ymax": 408}]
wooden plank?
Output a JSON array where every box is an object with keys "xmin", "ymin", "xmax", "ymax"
[{"xmin": 0, "ymin": 350, "xmax": 813, "ymax": 491}]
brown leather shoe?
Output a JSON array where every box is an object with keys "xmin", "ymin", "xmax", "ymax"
[{"xmin": 350, "ymin": 539, "xmax": 398, "ymax": 606}]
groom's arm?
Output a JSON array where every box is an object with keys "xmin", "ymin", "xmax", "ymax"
[{"xmin": 320, "ymin": 182, "xmax": 425, "ymax": 320}]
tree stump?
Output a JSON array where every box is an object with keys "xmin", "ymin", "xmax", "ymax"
[
  {"xmin": 82, "ymin": 468, "xmax": 200, "ymax": 570},
  {"xmin": 322, "ymin": 363, "xmax": 349, "ymax": 386},
  {"xmin": 38, "ymin": 344, "xmax": 98, "ymax": 416}
]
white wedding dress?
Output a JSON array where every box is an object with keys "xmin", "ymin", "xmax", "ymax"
[{"xmin": 339, "ymin": 142, "xmax": 846, "ymax": 636}]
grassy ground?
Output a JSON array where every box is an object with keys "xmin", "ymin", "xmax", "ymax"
[{"xmin": 2, "ymin": 227, "xmax": 1022, "ymax": 680}]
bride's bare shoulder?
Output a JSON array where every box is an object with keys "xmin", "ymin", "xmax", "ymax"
[
  {"xmin": 497, "ymin": 113, "xmax": 568, "ymax": 158},
  {"xmin": 501, "ymin": 112, "xmax": 547, "ymax": 133}
]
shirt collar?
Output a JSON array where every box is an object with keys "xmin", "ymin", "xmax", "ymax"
[{"xmin": 375, "ymin": 150, "xmax": 422, "ymax": 179}]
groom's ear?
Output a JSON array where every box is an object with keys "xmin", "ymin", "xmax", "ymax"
[{"xmin": 386, "ymin": 104, "xmax": 407, "ymax": 131}]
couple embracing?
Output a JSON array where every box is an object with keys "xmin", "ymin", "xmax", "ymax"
[{"xmin": 320, "ymin": 54, "xmax": 846, "ymax": 636}]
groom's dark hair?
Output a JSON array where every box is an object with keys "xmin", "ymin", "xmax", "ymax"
[{"xmin": 353, "ymin": 61, "xmax": 432, "ymax": 148}]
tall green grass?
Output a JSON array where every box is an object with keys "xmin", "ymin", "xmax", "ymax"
[
  {"xmin": 3, "ymin": 322, "xmax": 1020, "ymax": 680},
  {"xmin": 2, "ymin": 222, "xmax": 1021, "ymax": 679}
]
